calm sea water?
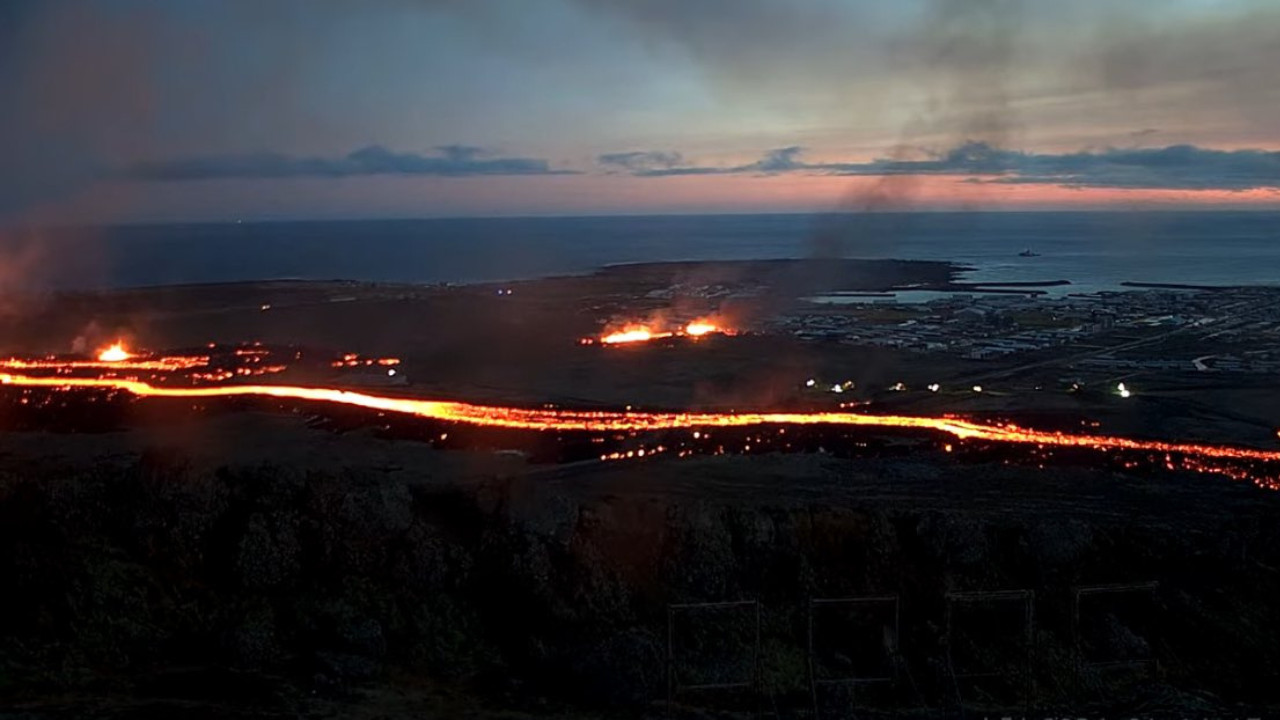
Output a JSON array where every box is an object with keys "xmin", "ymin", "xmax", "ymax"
[{"xmin": 8, "ymin": 211, "xmax": 1279, "ymax": 294}]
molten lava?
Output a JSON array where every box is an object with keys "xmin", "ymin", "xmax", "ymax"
[
  {"xmin": 0, "ymin": 355, "xmax": 211, "ymax": 372},
  {"xmin": 601, "ymin": 327, "xmax": 659, "ymax": 345},
  {"xmin": 2, "ymin": 343, "xmax": 1279, "ymax": 491},
  {"xmin": 98, "ymin": 343, "xmax": 131, "ymax": 362},
  {"xmin": 331, "ymin": 353, "xmax": 402, "ymax": 368},
  {"xmin": 2, "ymin": 367, "xmax": 1279, "ymax": 490},
  {"xmin": 591, "ymin": 318, "xmax": 732, "ymax": 345},
  {"xmin": 683, "ymin": 321, "xmax": 719, "ymax": 336}
]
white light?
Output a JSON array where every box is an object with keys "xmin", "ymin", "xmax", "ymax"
[
  {"xmin": 805, "ymin": 378, "xmax": 816, "ymax": 388},
  {"xmin": 972, "ymin": 385, "xmax": 983, "ymax": 393},
  {"xmin": 927, "ymin": 383, "xmax": 940, "ymax": 392},
  {"xmin": 831, "ymin": 384, "xmax": 844, "ymax": 394},
  {"xmin": 1117, "ymin": 382, "xmax": 1131, "ymax": 399},
  {"xmin": 387, "ymin": 369, "xmax": 397, "ymax": 376}
]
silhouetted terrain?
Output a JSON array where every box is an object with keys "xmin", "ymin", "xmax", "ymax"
[{"xmin": 2, "ymin": 417, "xmax": 1278, "ymax": 717}]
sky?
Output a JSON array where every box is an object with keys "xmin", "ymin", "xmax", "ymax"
[{"xmin": 2, "ymin": 0, "xmax": 1279, "ymax": 222}]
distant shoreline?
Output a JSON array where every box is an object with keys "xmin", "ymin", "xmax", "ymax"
[
  {"xmin": 4, "ymin": 213, "xmax": 1278, "ymax": 293},
  {"xmin": 38, "ymin": 266, "xmax": 1280, "ymax": 300},
  {"xmin": 1121, "ymin": 281, "xmax": 1243, "ymax": 291}
]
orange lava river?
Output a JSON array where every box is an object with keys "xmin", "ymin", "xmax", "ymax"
[{"xmin": 2, "ymin": 371, "xmax": 1278, "ymax": 489}]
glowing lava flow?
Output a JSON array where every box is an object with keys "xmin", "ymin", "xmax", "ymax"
[
  {"xmin": 683, "ymin": 322, "xmax": 719, "ymax": 336},
  {"xmin": 1, "ymin": 341, "xmax": 209, "ymax": 373},
  {"xmin": 594, "ymin": 319, "xmax": 732, "ymax": 345},
  {"xmin": 2, "ymin": 372, "xmax": 1278, "ymax": 489},
  {"xmin": 601, "ymin": 327, "xmax": 661, "ymax": 345},
  {"xmin": 0, "ymin": 355, "xmax": 211, "ymax": 372}
]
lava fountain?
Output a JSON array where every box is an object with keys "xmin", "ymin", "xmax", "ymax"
[{"xmin": 98, "ymin": 342, "xmax": 131, "ymax": 362}]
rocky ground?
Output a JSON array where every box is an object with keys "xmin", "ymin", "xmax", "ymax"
[{"xmin": 2, "ymin": 413, "xmax": 1279, "ymax": 718}]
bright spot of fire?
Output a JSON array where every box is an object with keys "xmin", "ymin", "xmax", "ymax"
[
  {"xmin": 331, "ymin": 353, "xmax": 402, "ymax": 368},
  {"xmin": 683, "ymin": 322, "xmax": 718, "ymax": 336},
  {"xmin": 98, "ymin": 343, "xmax": 130, "ymax": 363},
  {"xmin": 590, "ymin": 318, "xmax": 733, "ymax": 346},
  {"xmin": 601, "ymin": 327, "xmax": 656, "ymax": 345}
]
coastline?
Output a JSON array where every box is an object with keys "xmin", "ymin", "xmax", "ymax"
[{"xmin": 6, "ymin": 212, "xmax": 1280, "ymax": 293}]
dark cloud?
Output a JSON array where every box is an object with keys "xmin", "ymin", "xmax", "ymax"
[
  {"xmin": 597, "ymin": 150, "xmax": 685, "ymax": 174},
  {"xmin": 597, "ymin": 146, "xmax": 810, "ymax": 177},
  {"xmin": 597, "ymin": 145, "xmax": 859, "ymax": 177},
  {"xmin": 127, "ymin": 145, "xmax": 576, "ymax": 181},
  {"xmin": 115, "ymin": 139, "xmax": 1280, "ymax": 191},
  {"xmin": 980, "ymin": 145, "xmax": 1280, "ymax": 191},
  {"xmin": 757, "ymin": 147, "xmax": 806, "ymax": 173},
  {"xmin": 604, "ymin": 142, "xmax": 1280, "ymax": 191}
]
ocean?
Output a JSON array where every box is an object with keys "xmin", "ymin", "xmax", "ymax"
[{"xmin": 7, "ymin": 211, "xmax": 1280, "ymax": 294}]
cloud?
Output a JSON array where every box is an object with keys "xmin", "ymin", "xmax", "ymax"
[
  {"xmin": 126, "ymin": 145, "xmax": 577, "ymax": 181},
  {"xmin": 124, "ymin": 140, "xmax": 1280, "ymax": 191},
  {"xmin": 596, "ymin": 145, "xmax": 811, "ymax": 177},
  {"xmin": 979, "ymin": 145, "xmax": 1280, "ymax": 191},
  {"xmin": 601, "ymin": 142, "xmax": 1280, "ymax": 191},
  {"xmin": 756, "ymin": 146, "xmax": 806, "ymax": 173},
  {"xmin": 597, "ymin": 150, "xmax": 686, "ymax": 174}
]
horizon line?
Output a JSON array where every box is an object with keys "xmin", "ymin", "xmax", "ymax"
[{"xmin": 9, "ymin": 205, "xmax": 1280, "ymax": 232}]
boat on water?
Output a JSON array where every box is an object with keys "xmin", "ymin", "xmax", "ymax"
[{"xmin": 1018, "ymin": 249, "xmax": 1040, "ymax": 257}]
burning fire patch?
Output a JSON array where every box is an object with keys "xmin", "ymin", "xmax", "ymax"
[
  {"xmin": 583, "ymin": 319, "xmax": 735, "ymax": 346},
  {"xmin": 98, "ymin": 342, "xmax": 131, "ymax": 363}
]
